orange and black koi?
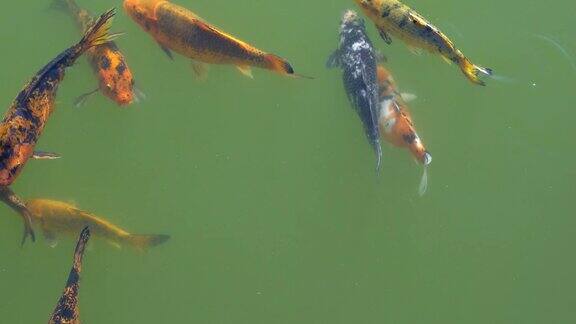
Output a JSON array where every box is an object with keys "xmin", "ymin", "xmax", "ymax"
[
  {"xmin": 123, "ymin": 0, "xmax": 297, "ymax": 78},
  {"xmin": 0, "ymin": 9, "xmax": 115, "ymax": 244},
  {"xmin": 48, "ymin": 227, "xmax": 90, "ymax": 324},
  {"xmin": 55, "ymin": 0, "xmax": 135, "ymax": 106},
  {"xmin": 377, "ymin": 65, "xmax": 431, "ymax": 195}
]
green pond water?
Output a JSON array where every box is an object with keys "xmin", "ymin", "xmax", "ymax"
[{"xmin": 1, "ymin": 0, "xmax": 575, "ymax": 323}]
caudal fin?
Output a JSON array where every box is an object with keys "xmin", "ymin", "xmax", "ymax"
[
  {"xmin": 264, "ymin": 54, "xmax": 294, "ymax": 75},
  {"xmin": 77, "ymin": 8, "xmax": 117, "ymax": 54},
  {"xmin": 418, "ymin": 166, "xmax": 429, "ymax": 196},
  {"xmin": 127, "ymin": 234, "xmax": 170, "ymax": 250},
  {"xmin": 459, "ymin": 57, "xmax": 492, "ymax": 86}
]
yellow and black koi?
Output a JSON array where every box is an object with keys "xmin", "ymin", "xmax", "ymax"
[
  {"xmin": 0, "ymin": 9, "xmax": 116, "ymax": 244},
  {"xmin": 54, "ymin": 0, "xmax": 135, "ymax": 106},
  {"xmin": 48, "ymin": 227, "xmax": 90, "ymax": 324},
  {"xmin": 27, "ymin": 199, "xmax": 170, "ymax": 251},
  {"xmin": 124, "ymin": 0, "xmax": 296, "ymax": 78},
  {"xmin": 355, "ymin": 0, "xmax": 492, "ymax": 85}
]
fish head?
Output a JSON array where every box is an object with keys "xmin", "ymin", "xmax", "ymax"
[
  {"xmin": 355, "ymin": 0, "xmax": 382, "ymax": 17},
  {"xmin": 340, "ymin": 10, "xmax": 367, "ymax": 40},
  {"xmin": 96, "ymin": 48, "xmax": 135, "ymax": 106},
  {"xmin": 341, "ymin": 10, "xmax": 363, "ymax": 29},
  {"xmin": 406, "ymin": 134, "xmax": 431, "ymax": 166},
  {"xmin": 123, "ymin": 0, "xmax": 160, "ymax": 28},
  {"xmin": 99, "ymin": 69, "xmax": 135, "ymax": 107}
]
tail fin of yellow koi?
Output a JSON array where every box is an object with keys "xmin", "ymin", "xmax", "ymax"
[
  {"xmin": 127, "ymin": 234, "xmax": 170, "ymax": 251},
  {"xmin": 77, "ymin": 8, "xmax": 117, "ymax": 52},
  {"xmin": 459, "ymin": 57, "xmax": 493, "ymax": 86}
]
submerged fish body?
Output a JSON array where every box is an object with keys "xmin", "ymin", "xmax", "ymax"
[
  {"xmin": 355, "ymin": 0, "xmax": 492, "ymax": 85},
  {"xmin": 26, "ymin": 199, "xmax": 170, "ymax": 250},
  {"xmin": 376, "ymin": 66, "xmax": 430, "ymax": 165},
  {"xmin": 377, "ymin": 65, "xmax": 431, "ymax": 195},
  {"xmin": 327, "ymin": 10, "xmax": 382, "ymax": 171},
  {"xmin": 0, "ymin": 9, "xmax": 115, "ymax": 244},
  {"xmin": 0, "ymin": 9, "xmax": 115, "ymax": 187},
  {"xmin": 48, "ymin": 227, "xmax": 90, "ymax": 324},
  {"xmin": 57, "ymin": 0, "xmax": 135, "ymax": 106},
  {"xmin": 123, "ymin": 0, "xmax": 295, "ymax": 77}
]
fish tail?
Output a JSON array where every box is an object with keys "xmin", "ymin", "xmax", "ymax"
[
  {"xmin": 0, "ymin": 187, "xmax": 36, "ymax": 246},
  {"xmin": 71, "ymin": 227, "xmax": 90, "ymax": 273},
  {"xmin": 76, "ymin": 8, "xmax": 117, "ymax": 54},
  {"xmin": 418, "ymin": 165, "xmax": 429, "ymax": 197},
  {"xmin": 263, "ymin": 54, "xmax": 295, "ymax": 75},
  {"xmin": 127, "ymin": 234, "xmax": 170, "ymax": 250},
  {"xmin": 458, "ymin": 56, "xmax": 493, "ymax": 86}
]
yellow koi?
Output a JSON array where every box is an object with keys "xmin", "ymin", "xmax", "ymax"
[
  {"xmin": 27, "ymin": 199, "xmax": 169, "ymax": 251},
  {"xmin": 355, "ymin": 0, "xmax": 492, "ymax": 85}
]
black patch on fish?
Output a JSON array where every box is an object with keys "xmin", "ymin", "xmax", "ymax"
[
  {"xmin": 115, "ymin": 61, "xmax": 127, "ymax": 75},
  {"xmin": 381, "ymin": 7, "xmax": 392, "ymax": 18},
  {"xmin": 100, "ymin": 56, "xmax": 111, "ymax": 70},
  {"xmin": 398, "ymin": 16, "xmax": 409, "ymax": 28},
  {"xmin": 403, "ymin": 133, "xmax": 417, "ymax": 144},
  {"xmin": 283, "ymin": 62, "xmax": 294, "ymax": 74}
]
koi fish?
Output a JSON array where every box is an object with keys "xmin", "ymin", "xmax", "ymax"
[
  {"xmin": 355, "ymin": 0, "xmax": 492, "ymax": 85},
  {"xmin": 54, "ymin": 0, "xmax": 135, "ymax": 106},
  {"xmin": 48, "ymin": 227, "xmax": 90, "ymax": 324},
  {"xmin": 26, "ymin": 199, "xmax": 170, "ymax": 251},
  {"xmin": 123, "ymin": 0, "xmax": 296, "ymax": 78},
  {"xmin": 377, "ymin": 65, "xmax": 431, "ymax": 195},
  {"xmin": 327, "ymin": 10, "xmax": 382, "ymax": 171},
  {"xmin": 0, "ymin": 9, "xmax": 116, "ymax": 244}
]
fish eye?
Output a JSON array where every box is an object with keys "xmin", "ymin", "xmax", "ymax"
[{"xmin": 106, "ymin": 83, "xmax": 113, "ymax": 90}]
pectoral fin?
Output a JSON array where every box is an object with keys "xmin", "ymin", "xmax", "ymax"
[
  {"xmin": 375, "ymin": 50, "xmax": 387, "ymax": 63},
  {"xmin": 326, "ymin": 50, "xmax": 341, "ymax": 68},
  {"xmin": 400, "ymin": 93, "xmax": 417, "ymax": 102},
  {"xmin": 190, "ymin": 60, "xmax": 209, "ymax": 80},
  {"xmin": 32, "ymin": 151, "xmax": 61, "ymax": 160},
  {"xmin": 159, "ymin": 44, "xmax": 174, "ymax": 60},
  {"xmin": 377, "ymin": 26, "xmax": 392, "ymax": 44},
  {"xmin": 74, "ymin": 89, "xmax": 99, "ymax": 108},
  {"xmin": 236, "ymin": 65, "xmax": 253, "ymax": 79},
  {"xmin": 43, "ymin": 229, "xmax": 58, "ymax": 248},
  {"xmin": 408, "ymin": 46, "xmax": 423, "ymax": 56},
  {"xmin": 441, "ymin": 56, "xmax": 453, "ymax": 65}
]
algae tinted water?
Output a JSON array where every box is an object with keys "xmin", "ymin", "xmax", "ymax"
[{"xmin": 1, "ymin": 0, "xmax": 575, "ymax": 323}]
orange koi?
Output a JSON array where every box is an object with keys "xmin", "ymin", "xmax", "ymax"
[
  {"xmin": 377, "ymin": 65, "xmax": 431, "ymax": 195},
  {"xmin": 123, "ymin": 0, "xmax": 296, "ymax": 78},
  {"xmin": 55, "ymin": 0, "xmax": 135, "ymax": 106}
]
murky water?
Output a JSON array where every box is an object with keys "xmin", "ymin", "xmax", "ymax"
[{"xmin": 1, "ymin": 0, "xmax": 575, "ymax": 323}]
